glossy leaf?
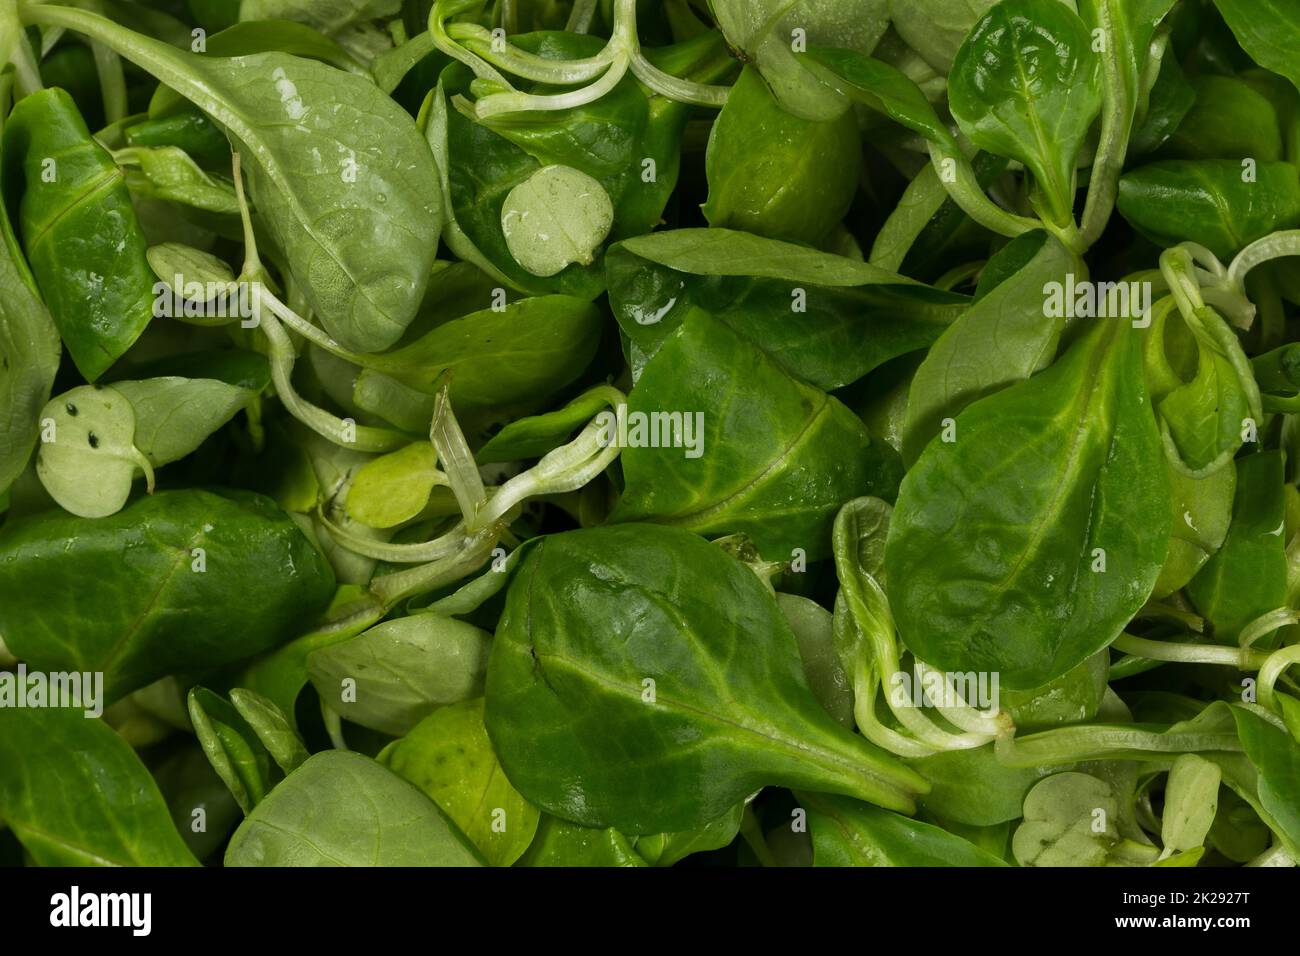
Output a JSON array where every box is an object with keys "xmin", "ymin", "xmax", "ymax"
[
  {"xmin": 1117, "ymin": 160, "xmax": 1300, "ymax": 260},
  {"xmin": 607, "ymin": 228, "xmax": 962, "ymax": 391},
  {"xmin": 948, "ymin": 0, "xmax": 1103, "ymax": 224},
  {"xmin": 0, "ymin": 184, "xmax": 60, "ymax": 496},
  {"xmin": 35, "ymin": 4, "xmax": 443, "ymax": 353},
  {"xmin": 4, "ymin": 87, "xmax": 155, "ymax": 379},
  {"xmin": 0, "ymin": 489, "xmax": 335, "ymax": 699},
  {"xmin": 485, "ymin": 523, "xmax": 928, "ymax": 834},
  {"xmin": 703, "ymin": 65, "xmax": 860, "ymax": 244},
  {"xmin": 887, "ymin": 318, "xmax": 1170, "ymax": 688},
  {"xmin": 516, "ymin": 815, "xmax": 647, "ymax": 867},
  {"xmin": 1212, "ymin": 0, "xmax": 1300, "ymax": 95}
]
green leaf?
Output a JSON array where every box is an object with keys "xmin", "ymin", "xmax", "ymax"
[
  {"xmin": 3, "ymin": 87, "xmax": 155, "ymax": 379},
  {"xmin": 117, "ymin": 144, "xmax": 240, "ymax": 213},
  {"xmin": 240, "ymin": 0, "xmax": 399, "ymax": 35},
  {"xmin": 228, "ymin": 687, "xmax": 309, "ymax": 774},
  {"xmin": 188, "ymin": 686, "xmax": 274, "ymax": 814},
  {"xmin": 1130, "ymin": 48, "xmax": 1195, "ymax": 156},
  {"xmin": 477, "ymin": 385, "xmax": 621, "ymax": 463},
  {"xmin": 1212, "ymin": 0, "xmax": 1300, "ymax": 96},
  {"xmin": 1145, "ymin": 303, "xmax": 1262, "ymax": 476},
  {"xmin": 0, "ymin": 180, "xmax": 60, "ymax": 497},
  {"xmin": 151, "ymin": 744, "xmax": 243, "ymax": 861},
  {"xmin": 777, "ymin": 593, "xmax": 854, "ymax": 728},
  {"xmin": 948, "ymin": 0, "xmax": 1103, "ymax": 224},
  {"xmin": 380, "ymin": 698, "xmax": 540, "ymax": 866},
  {"xmin": 612, "ymin": 310, "xmax": 894, "ymax": 560},
  {"xmin": 709, "ymin": 0, "xmax": 889, "ymax": 120},
  {"xmin": 1117, "ymin": 160, "xmax": 1300, "ymax": 260},
  {"xmin": 607, "ymin": 228, "xmax": 961, "ymax": 391},
  {"xmin": 1012, "ymin": 772, "xmax": 1121, "ymax": 866},
  {"xmin": 888, "ymin": 0, "xmax": 1000, "ymax": 73},
  {"xmin": 801, "ymin": 790, "xmax": 1008, "ymax": 866},
  {"xmin": 1152, "ymin": 459, "xmax": 1236, "ymax": 599},
  {"xmin": 1186, "ymin": 451, "xmax": 1288, "ymax": 642},
  {"xmin": 802, "ymin": 44, "xmax": 958, "ymax": 147},
  {"xmin": 307, "ymin": 612, "xmax": 491, "ymax": 735},
  {"xmin": 516, "ymin": 815, "xmax": 647, "ymax": 867},
  {"xmin": 632, "ymin": 804, "xmax": 745, "ymax": 867},
  {"xmin": 0, "ymin": 707, "xmax": 199, "ymax": 866},
  {"xmin": 434, "ymin": 31, "xmax": 726, "ymax": 298},
  {"xmin": 1230, "ymin": 706, "xmax": 1300, "ymax": 854},
  {"xmin": 703, "ymin": 66, "xmax": 860, "ymax": 245},
  {"xmin": 1161, "ymin": 754, "xmax": 1221, "ymax": 855},
  {"xmin": 147, "ymin": 242, "xmax": 237, "ymax": 293},
  {"xmin": 35, "ymin": 385, "xmax": 149, "ymax": 518},
  {"xmin": 361, "ymin": 295, "xmax": 602, "ymax": 406},
  {"xmin": 33, "ymin": 4, "xmax": 443, "ymax": 353},
  {"xmin": 485, "ymin": 523, "xmax": 928, "ymax": 834},
  {"xmin": 1002, "ymin": 652, "xmax": 1110, "ymax": 733},
  {"xmin": 887, "ymin": 318, "xmax": 1170, "ymax": 688},
  {"xmin": 900, "ymin": 231, "xmax": 1075, "ymax": 465},
  {"xmin": 501, "ymin": 164, "xmax": 613, "ymax": 277},
  {"xmin": 0, "ymin": 489, "xmax": 335, "ymax": 700},
  {"xmin": 225, "ymin": 750, "xmax": 484, "ymax": 866},
  {"xmin": 1157, "ymin": 75, "xmax": 1283, "ymax": 161},
  {"xmin": 124, "ymin": 108, "xmax": 232, "ymax": 167},
  {"xmin": 112, "ymin": 375, "xmax": 260, "ymax": 466},
  {"xmin": 909, "ymin": 742, "xmax": 1057, "ymax": 826},
  {"xmin": 345, "ymin": 442, "xmax": 444, "ymax": 528}
]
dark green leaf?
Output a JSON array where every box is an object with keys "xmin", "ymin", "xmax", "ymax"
[
  {"xmin": 0, "ymin": 489, "xmax": 335, "ymax": 699},
  {"xmin": 485, "ymin": 523, "xmax": 928, "ymax": 834}
]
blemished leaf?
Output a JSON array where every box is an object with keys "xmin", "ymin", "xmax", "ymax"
[{"xmin": 380, "ymin": 698, "xmax": 540, "ymax": 866}]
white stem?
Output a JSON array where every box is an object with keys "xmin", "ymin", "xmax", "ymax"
[{"xmin": 1229, "ymin": 230, "xmax": 1300, "ymax": 287}]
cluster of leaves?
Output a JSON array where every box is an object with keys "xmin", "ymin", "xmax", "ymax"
[{"xmin": 0, "ymin": 0, "xmax": 1299, "ymax": 869}]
